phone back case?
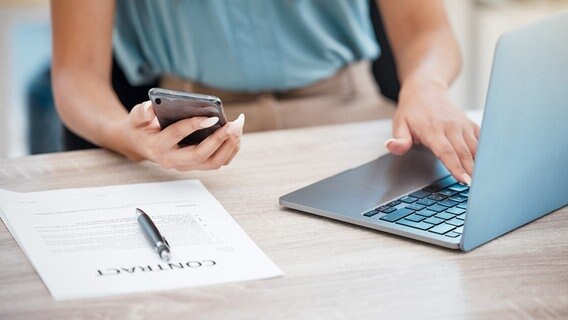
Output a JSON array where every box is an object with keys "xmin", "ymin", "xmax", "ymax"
[{"xmin": 149, "ymin": 88, "xmax": 227, "ymax": 145}]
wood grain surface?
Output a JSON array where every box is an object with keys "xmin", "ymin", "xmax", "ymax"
[{"xmin": 0, "ymin": 119, "xmax": 567, "ymax": 320}]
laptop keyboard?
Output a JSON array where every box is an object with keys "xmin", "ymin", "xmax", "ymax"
[{"xmin": 362, "ymin": 175, "xmax": 469, "ymax": 238}]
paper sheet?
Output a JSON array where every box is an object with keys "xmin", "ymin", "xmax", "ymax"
[{"xmin": 0, "ymin": 180, "xmax": 282, "ymax": 301}]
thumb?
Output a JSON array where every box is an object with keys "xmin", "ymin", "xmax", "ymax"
[
  {"xmin": 385, "ymin": 119, "xmax": 413, "ymax": 156},
  {"xmin": 130, "ymin": 101, "xmax": 158, "ymax": 127}
]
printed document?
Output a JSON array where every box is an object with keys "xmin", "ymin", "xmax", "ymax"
[{"xmin": 0, "ymin": 180, "xmax": 282, "ymax": 300}]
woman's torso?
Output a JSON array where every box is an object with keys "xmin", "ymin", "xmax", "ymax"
[{"xmin": 113, "ymin": 0, "xmax": 380, "ymax": 92}]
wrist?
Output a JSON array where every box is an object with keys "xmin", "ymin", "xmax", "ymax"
[
  {"xmin": 399, "ymin": 74, "xmax": 451, "ymax": 107},
  {"xmin": 100, "ymin": 117, "xmax": 144, "ymax": 161},
  {"xmin": 402, "ymin": 72, "xmax": 449, "ymax": 92}
]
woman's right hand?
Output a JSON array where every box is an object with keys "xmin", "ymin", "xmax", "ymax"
[{"xmin": 116, "ymin": 100, "xmax": 245, "ymax": 171}]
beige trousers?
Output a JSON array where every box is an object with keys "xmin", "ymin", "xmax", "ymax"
[{"xmin": 160, "ymin": 61, "xmax": 395, "ymax": 133}]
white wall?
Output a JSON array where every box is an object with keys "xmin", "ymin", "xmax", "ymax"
[
  {"xmin": 471, "ymin": 0, "xmax": 568, "ymax": 110},
  {"xmin": 446, "ymin": 0, "xmax": 568, "ymax": 110}
]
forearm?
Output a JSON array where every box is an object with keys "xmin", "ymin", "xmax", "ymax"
[
  {"xmin": 50, "ymin": 0, "xmax": 137, "ymax": 157},
  {"xmin": 378, "ymin": 0, "xmax": 461, "ymax": 92},
  {"xmin": 396, "ymin": 28, "xmax": 461, "ymax": 91},
  {"xmin": 52, "ymin": 69, "xmax": 135, "ymax": 158}
]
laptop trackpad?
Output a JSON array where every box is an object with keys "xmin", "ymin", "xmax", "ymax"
[{"xmin": 280, "ymin": 148, "xmax": 450, "ymax": 217}]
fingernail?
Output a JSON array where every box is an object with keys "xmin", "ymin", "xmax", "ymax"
[
  {"xmin": 200, "ymin": 117, "xmax": 219, "ymax": 128},
  {"xmin": 462, "ymin": 173, "xmax": 472, "ymax": 186},
  {"xmin": 226, "ymin": 113, "xmax": 245, "ymax": 136},
  {"xmin": 384, "ymin": 138, "xmax": 395, "ymax": 148},
  {"xmin": 143, "ymin": 101, "xmax": 152, "ymax": 112},
  {"xmin": 151, "ymin": 117, "xmax": 161, "ymax": 129}
]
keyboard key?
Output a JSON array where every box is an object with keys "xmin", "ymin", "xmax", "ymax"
[
  {"xmin": 400, "ymin": 196, "xmax": 418, "ymax": 204},
  {"xmin": 424, "ymin": 216, "xmax": 445, "ymax": 225},
  {"xmin": 456, "ymin": 213, "xmax": 466, "ymax": 220},
  {"xmin": 422, "ymin": 175, "xmax": 458, "ymax": 193},
  {"xmin": 397, "ymin": 219, "xmax": 434, "ymax": 230},
  {"xmin": 363, "ymin": 210, "xmax": 379, "ymax": 217},
  {"xmin": 380, "ymin": 208, "xmax": 414, "ymax": 222},
  {"xmin": 446, "ymin": 207, "xmax": 465, "ymax": 215},
  {"xmin": 449, "ymin": 195, "xmax": 468, "ymax": 203},
  {"xmin": 415, "ymin": 209, "xmax": 437, "ymax": 217},
  {"xmin": 405, "ymin": 203, "xmax": 426, "ymax": 211},
  {"xmin": 429, "ymin": 223, "xmax": 456, "ymax": 235},
  {"xmin": 460, "ymin": 190, "xmax": 470, "ymax": 196},
  {"xmin": 409, "ymin": 190, "xmax": 431, "ymax": 199},
  {"xmin": 405, "ymin": 214, "xmax": 426, "ymax": 222},
  {"xmin": 380, "ymin": 206, "xmax": 396, "ymax": 213},
  {"xmin": 448, "ymin": 183, "xmax": 469, "ymax": 192},
  {"xmin": 387, "ymin": 200, "xmax": 402, "ymax": 207},
  {"xmin": 438, "ymin": 189, "xmax": 458, "ymax": 196},
  {"xmin": 446, "ymin": 218, "xmax": 464, "ymax": 227},
  {"xmin": 445, "ymin": 231, "xmax": 461, "ymax": 238},
  {"xmin": 457, "ymin": 202, "xmax": 468, "ymax": 209},
  {"xmin": 427, "ymin": 193, "xmax": 448, "ymax": 201},
  {"xmin": 454, "ymin": 226, "xmax": 464, "ymax": 233},
  {"xmin": 416, "ymin": 198, "xmax": 437, "ymax": 206},
  {"xmin": 438, "ymin": 200, "xmax": 459, "ymax": 207},
  {"xmin": 434, "ymin": 212, "xmax": 454, "ymax": 220},
  {"xmin": 427, "ymin": 204, "xmax": 447, "ymax": 212}
]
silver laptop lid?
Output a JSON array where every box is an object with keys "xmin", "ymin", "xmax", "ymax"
[{"xmin": 462, "ymin": 11, "xmax": 568, "ymax": 251}]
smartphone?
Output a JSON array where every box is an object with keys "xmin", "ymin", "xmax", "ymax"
[{"xmin": 148, "ymin": 88, "xmax": 227, "ymax": 145}]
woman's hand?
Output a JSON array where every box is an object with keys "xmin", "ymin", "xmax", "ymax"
[
  {"xmin": 385, "ymin": 79, "xmax": 480, "ymax": 185},
  {"xmin": 116, "ymin": 101, "xmax": 244, "ymax": 171}
]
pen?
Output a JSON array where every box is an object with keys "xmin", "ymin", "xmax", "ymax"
[{"xmin": 136, "ymin": 208, "xmax": 171, "ymax": 261}]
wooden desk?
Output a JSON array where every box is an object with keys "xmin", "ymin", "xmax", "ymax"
[{"xmin": 1, "ymin": 119, "xmax": 567, "ymax": 319}]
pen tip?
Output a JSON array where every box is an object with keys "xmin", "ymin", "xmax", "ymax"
[{"xmin": 160, "ymin": 251, "xmax": 171, "ymax": 262}]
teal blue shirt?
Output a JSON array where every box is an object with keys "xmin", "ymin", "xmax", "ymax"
[{"xmin": 113, "ymin": 0, "xmax": 380, "ymax": 92}]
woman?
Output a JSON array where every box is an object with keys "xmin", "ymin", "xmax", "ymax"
[{"xmin": 51, "ymin": 0, "xmax": 478, "ymax": 184}]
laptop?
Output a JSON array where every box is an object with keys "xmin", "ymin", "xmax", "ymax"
[{"xmin": 279, "ymin": 11, "xmax": 568, "ymax": 251}]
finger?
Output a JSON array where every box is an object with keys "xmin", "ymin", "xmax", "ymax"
[
  {"xmin": 224, "ymin": 140, "xmax": 241, "ymax": 165},
  {"xmin": 226, "ymin": 113, "xmax": 245, "ymax": 136},
  {"xmin": 168, "ymin": 137, "xmax": 237, "ymax": 171},
  {"xmin": 159, "ymin": 116, "xmax": 219, "ymax": 146},
  {"xmin": 130, "ymin": 101, "xmax": 156, "ymax": 126},
  {"xmin": 464, "ymin": 129, "xmax": 478, "ymax": 160},
  {"xmin": 184, "ymin": 123, "xmax": 232, "ymax": 163},
  {"xmin": 423, "ymin": 133, "xmax": 470, "ymax": 184},
  {"xmin": 446, "ymin": 129, "xmax": 474, "ymax": 176},
  {"xmin": 195, "ymin": 137, "xmax": 239, "ymax": 170},
  {"xmin": 222, "ymin": 114, "xmax": 244, "ymax": 165},
  {"xmin": 473, "ymin": 123, "xmax": 481, "ymax": 139},
  {"xmin": 158, "ymin": 120, "xmax": 234, "ymax": 170},
  {"xmin": 385, "ymin": 118, "xmax": 413, "ymax": 155}
]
